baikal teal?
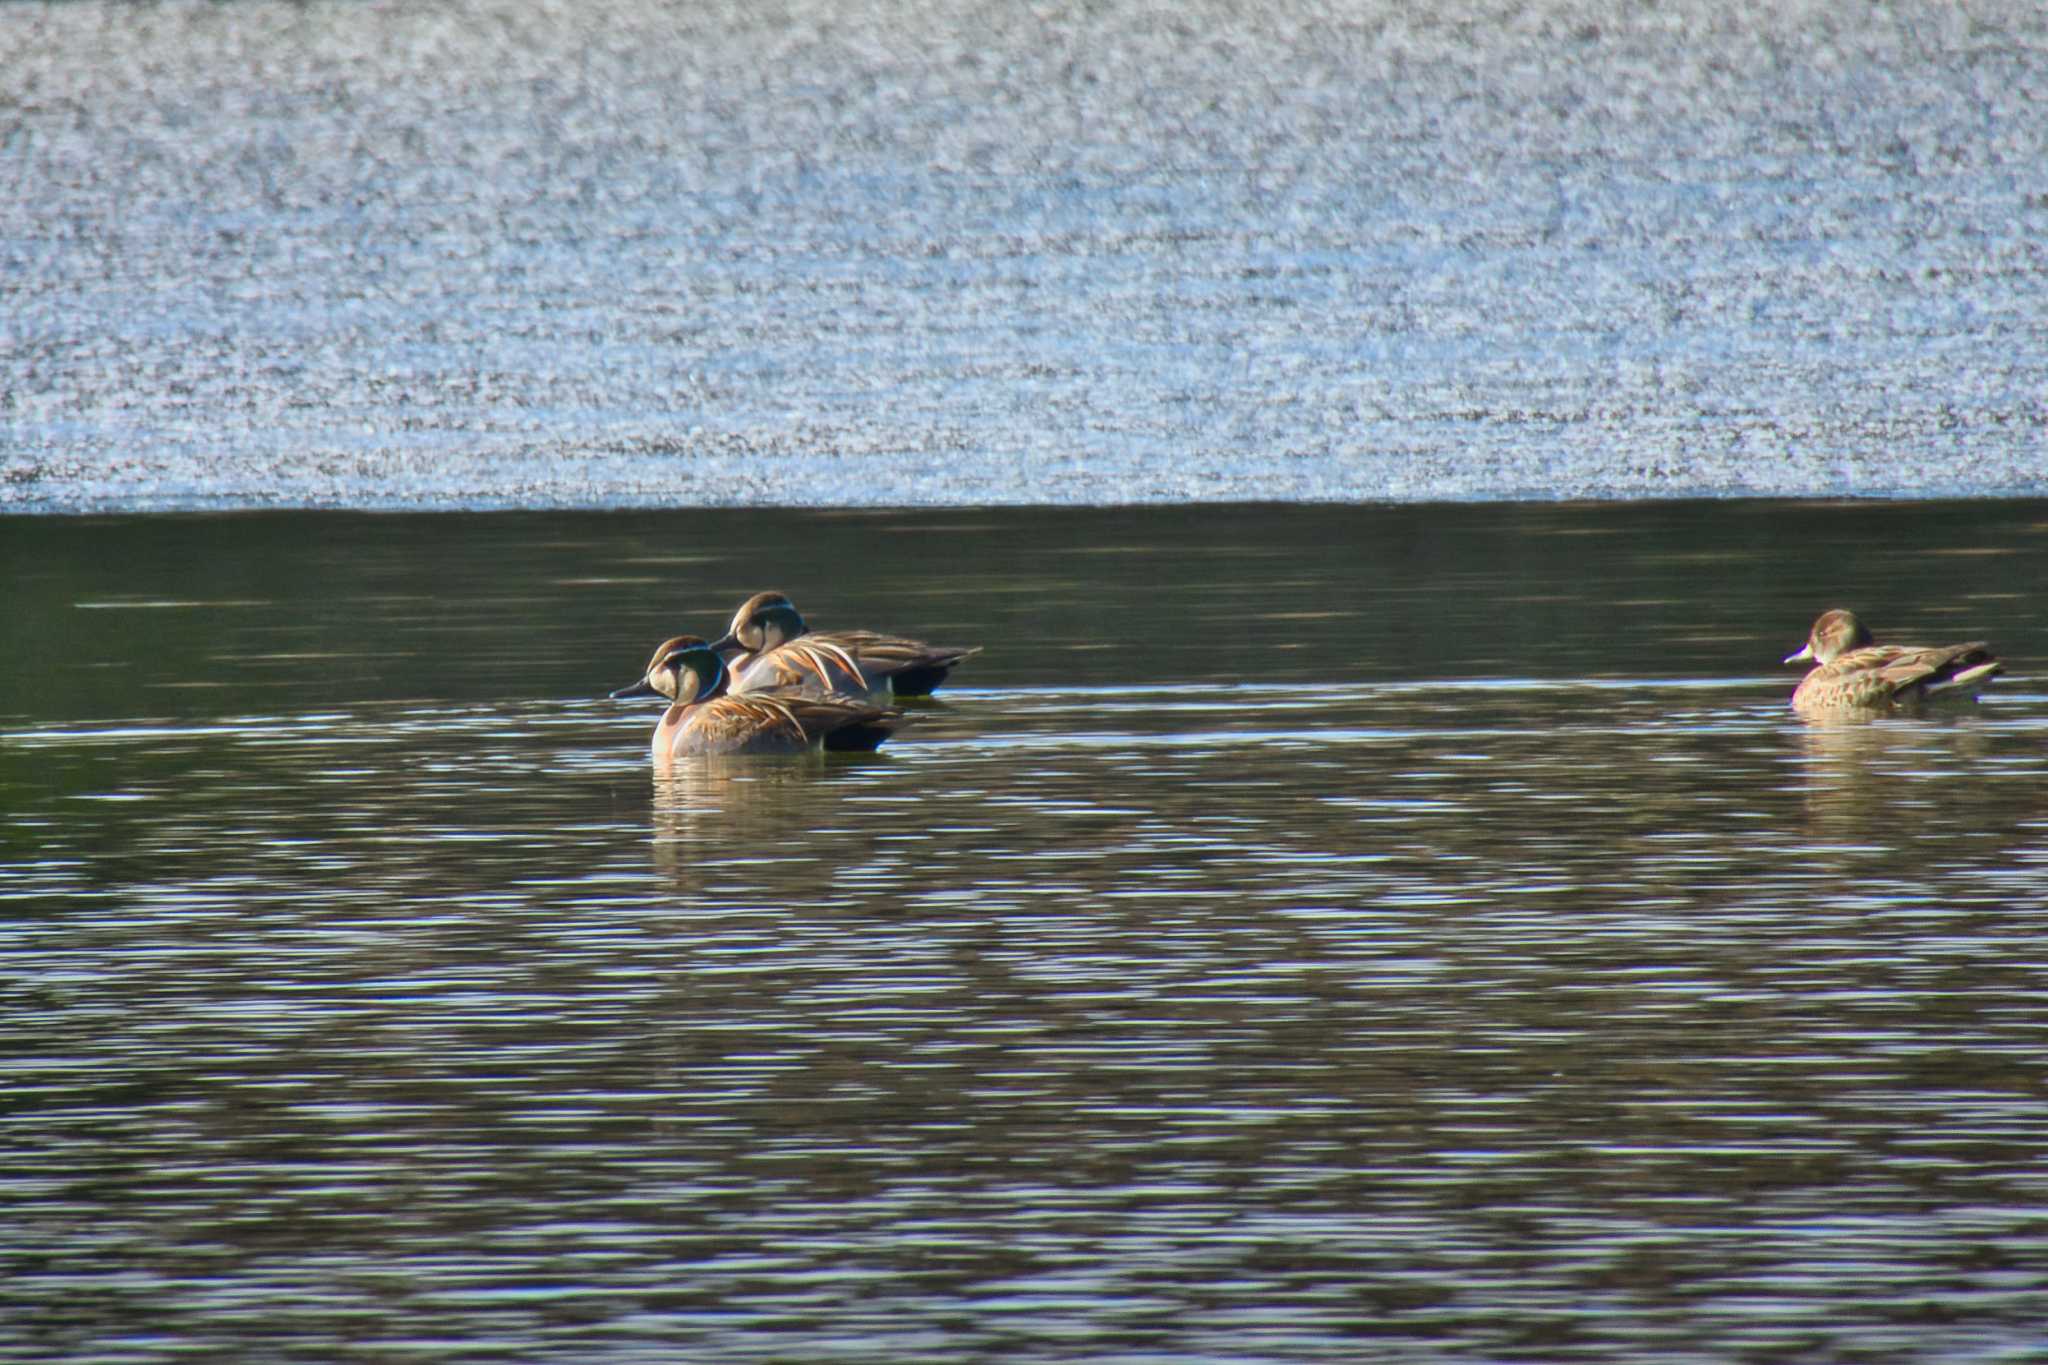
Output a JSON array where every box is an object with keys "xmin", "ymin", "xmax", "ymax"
[{"xmin": 4, "ymin": 500, "xmax": 2048, "ymax": 1363}]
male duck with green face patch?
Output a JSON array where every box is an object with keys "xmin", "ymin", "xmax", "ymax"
[
  {"xmin": 1783, "ymin": 609, "xmax": 2002, "ymax": 715},
  {"xmin": 611, "ymin": 635, "xmax": 907, "ymax": 758},
  {"xmin": 708, "ymin": 591, "xmax": 980, "ymax": 701}
]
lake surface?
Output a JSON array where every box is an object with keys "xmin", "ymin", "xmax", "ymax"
[
  {"xmin": 6, "ymin": 0, "xmax": 2048, "ymax": 509},
  {"xmin": 5, "ymin": 501, "xmax": 2048, "ymax": 1360}
]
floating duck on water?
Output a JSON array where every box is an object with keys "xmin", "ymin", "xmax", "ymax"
[
  {"xmin": 708, "ymin": 591, "xmax": 980, "ymax": 701},
  {"xmin": 1783, "ymin": 608, "xmax": 2002, "ymax": 715},
  {"xmin": 610, "ymin": 634, "xmax": 908, "ymax": 757}
]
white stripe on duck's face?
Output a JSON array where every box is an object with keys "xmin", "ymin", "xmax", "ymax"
[
  {"xmin": 731, "ymin": 592, "xmax": 807, "ymax": 652},
  {"xmin": 613, "ymin": 634, "xmax": 693, "ymax": 701},
  {"xmin": 658, "ymin": 644, "xmax": 726, "ymax": 705},
  {"xmin": 631, "ymin": 635, "xmax": 726, "ymax": 705}
]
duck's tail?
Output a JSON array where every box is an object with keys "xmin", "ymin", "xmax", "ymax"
[{"xmin": 1921, "ymin": 645, "xmax": 2003, "ymax": 699}]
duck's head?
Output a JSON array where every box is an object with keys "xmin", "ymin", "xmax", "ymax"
[
  {"xmin": 610, "ymin": 635, "xmax": 728, "ymax": 705},
  {"xmin": 708, "ymin": 591, "xmax": 808, "ymax": 657},
  {"xmin": 1785, "ymin": 609, "xmax": 1872, "ymax": 666}
]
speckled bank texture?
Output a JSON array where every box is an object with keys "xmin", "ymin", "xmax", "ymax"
[{"xmin": 4, "ymin": 0, "xmax": 2046, "ymax": 511}]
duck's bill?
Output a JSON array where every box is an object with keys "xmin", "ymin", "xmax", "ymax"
[
  {"xmin": 705, "ymin": 631, "xmax": 739, "ymax": 656},
  {"xmin": 610, "ymin": 677, "xmax": 663, "ymax": 700},
  {"xmin": 1783, "ymin": 644, "xmax": 1814, "ymax": 664}
]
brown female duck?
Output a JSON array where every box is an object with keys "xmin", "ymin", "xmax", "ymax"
[
  {"xmin": 1783, "ymin": 608, "xmax": 2002, "ymax": 714},
  {"xmin": 708, "ymin": 591, "xmax": 980, "ymax": 700},
  {"xmin": 610, "ymin": 635, "xmax": 907, "ymax": 757}
]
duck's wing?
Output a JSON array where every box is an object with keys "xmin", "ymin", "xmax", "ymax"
[
  {"xmin": 672, "ymin": 694, "xmax": 909, "ymax": 755},
  {"xmin": 816, "ymin": 630, "xmax": 981, "ymax": 695},
  {"xmin": 783, "ymin": 695, "xmax": 909, "ymax": 750},
  {"xmin": 671, "ymin": 695, "xmax": 813, "ymax": 755},
  {"xmin": 1794, "ymin": 642, "xmax": 2002, "ymax": 712},
  {"xmin": 1875, "ymin": 641, "xmax": 2002, "ymax": 700},
  {"xmin": 729, "ymin": 638, "xmax": 871, "ymax": 697}
]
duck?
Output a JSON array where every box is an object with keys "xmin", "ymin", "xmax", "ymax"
[
  {"xmin": 610, "ymin": 635, "xmax": 908, "ymax": 757},
  {"xmin": 707, "ymin": 591, "xmax": 980, "ymax": 700},
  {"xmin": 1783, "ymin": 608, "xmax": 2003, "ymax": 714}
]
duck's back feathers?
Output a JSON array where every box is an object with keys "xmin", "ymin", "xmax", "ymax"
[
  {"xmin": 814, "ymin": 631, "xmax": 981, "ymax": 697},
  {"xmin": 660, "ymin": 692, "xmax": 907, "ymax": 758},
  {"xmin": 728, "ymin": 632, "xmax": 979, "ymax": 700},
  {"xmin": 728, "ymin": 638, "xmax": 872, "ymax": 700},
  {"xmin": 1791, "ymin": 640, "xmax": 2003, "ymax": 714}
]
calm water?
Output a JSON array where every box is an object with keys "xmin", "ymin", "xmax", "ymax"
[{"xmin": 6, "ymin": 501, "xmax": 2048, "ymax": 1360}]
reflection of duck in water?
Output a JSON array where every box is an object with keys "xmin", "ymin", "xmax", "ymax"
[
  {"xmin": 646, "ymin": 759, "xmax": 853, "ymax": 871},
  {"xmin": 709, "ymin": 591, "xmax": 979, "ymax": 701},
  {"xmin": 1794, "ymin": 710, "xmax": 1996, "ymax": 844},
  {"xmin": 1783, "ymin": 609, "xmax": 2001, "ymax": 716},
  {"xmin": 610, "ymin": 635, "xmax": 907, "ymax": 757}
]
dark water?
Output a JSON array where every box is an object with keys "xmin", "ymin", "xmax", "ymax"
[
  {"xmin": 6, "ymin": 501, "xmax": 2048, "ymax": 1360},
  {"xmin": 6, "ymin": 0, "xmax": 2048, "ymax": 509}
]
